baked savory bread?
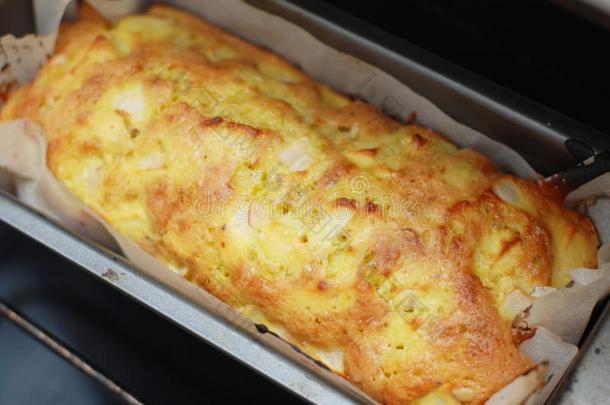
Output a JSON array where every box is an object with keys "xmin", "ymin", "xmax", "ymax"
[{"xmin": 0, "ymin": 4, "xmax": 599, "ymax": 404}]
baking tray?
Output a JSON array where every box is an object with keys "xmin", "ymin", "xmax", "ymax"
[{"xmin": 1, "ymin": 0, "xmax": 609, "ymax": 403}]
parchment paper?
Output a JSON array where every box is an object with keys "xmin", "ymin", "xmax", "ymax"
[{"xmin": 1, "ymin": 1, "xmax": 609, "ymax": 403}]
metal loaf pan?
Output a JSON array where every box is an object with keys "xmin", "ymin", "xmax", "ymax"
[{"xmin": 1, "ymin": 0, "xmax": 608, "ymax": 403}]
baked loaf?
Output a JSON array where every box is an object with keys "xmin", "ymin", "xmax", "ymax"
[{"xmin": 0, "ymin": 4, "xmax": 598, "ymax": 404}]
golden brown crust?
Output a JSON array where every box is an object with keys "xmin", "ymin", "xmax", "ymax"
[{"xmin": 0, "ymin": 4, "xmax": 599, "ymax": 403}]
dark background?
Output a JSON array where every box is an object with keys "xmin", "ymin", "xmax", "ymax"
[
  {"xmin": 320, "ymin": 0, "xmax": 610, "ymax": 137},
  {"xmin": 1, "ymin": 1, "xmax": 610, "ymax": 404}
]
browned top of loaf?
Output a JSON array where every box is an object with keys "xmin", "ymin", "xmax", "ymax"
[{"xmin": 0, "ymin": 4, "xmax": 598, "ymax": 403}]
